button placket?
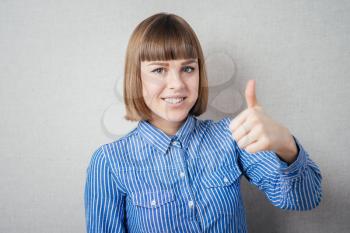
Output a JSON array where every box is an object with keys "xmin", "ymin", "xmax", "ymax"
[
  {"xmin": 150, "ymin": 199, "xmax": 157, "ymax": 207},
  {"xmin": 171, "ymin": 140, "xmax": 182, "ymax": 148},
  {"xmin": 169, "ymin": 138, "xmax": 199, "ymax": 222},
  {"xmin": 223, "ymin": 176, "xmax": 229, "ymax": 184},
  {"xmin": 179, "ymin": 171, "xmax": 186, "ymax": 178},
  {"xmin": 188, "ymin": 200, "xmax": 194, "ymax": 209}
]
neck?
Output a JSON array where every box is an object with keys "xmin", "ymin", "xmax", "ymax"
[{"xmin": 149, "ymin": 116, "xmax": 188, "ymax": 136}]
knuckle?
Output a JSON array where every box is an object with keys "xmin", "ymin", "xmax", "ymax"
[{"xmin": 248, "ymin": 115, "xmax": 259, "ymax": 125}]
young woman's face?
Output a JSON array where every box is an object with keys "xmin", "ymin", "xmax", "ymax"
[{"xmin": 140, "ymin": 58, "xmax": 199, "ymax": 128}]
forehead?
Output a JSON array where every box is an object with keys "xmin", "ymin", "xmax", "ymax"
[{"xmin": 141, "ymin": 58, "xmax": 198, "ymax": 66}]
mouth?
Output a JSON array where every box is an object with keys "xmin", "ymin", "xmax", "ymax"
[{"xmin": 161, "ymin": 97, "xmax": 187, "ymax": 105}]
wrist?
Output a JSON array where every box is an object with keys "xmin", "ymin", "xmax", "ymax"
[{"xmin": 275, "ymin": 131, "xmax": 299, "ymax": 165}]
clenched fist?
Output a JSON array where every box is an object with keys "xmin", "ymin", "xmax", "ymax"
[{"xmin": 229, "ymin": 80, "xmax": 299, "ymax": 165}]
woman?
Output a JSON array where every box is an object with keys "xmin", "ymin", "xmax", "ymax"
[{"xmin": 84, "ymin": 12, "xmax": 322, "ymax": 233}]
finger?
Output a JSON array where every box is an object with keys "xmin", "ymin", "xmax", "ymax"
[
  {"xmin": 237, "ymin": 126, "xmax": 261, "ymax": 150},
  {"xmin": 232, "ymin": 121, "xmax": 252, "ymax": 142},
  {"xmin": 229, "ymin": 108, "xmax": 250, "ymax": 132},
  {"xmin": 245, "ymin": 79, "xmax": 258, "ymax": 108},
  {"xmin": 237, "ymin": 133, "xmax": 256, "ymax": 149},
  {"xmin": 243, "ymin": 139, "xmax": 266, "ymax": 154}
]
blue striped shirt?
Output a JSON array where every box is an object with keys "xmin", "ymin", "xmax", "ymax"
[{"xmin": 84, "ymin": 114, "xmax": 322, "ymax": 232}]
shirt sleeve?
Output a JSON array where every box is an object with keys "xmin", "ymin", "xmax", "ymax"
[
  {"xmin": 84, "ymin": 146, "xmax": 126, "ymax": 233},
  {"xmin": 220, "ymin": 117, "xmax": 323, "ymax": 211}
]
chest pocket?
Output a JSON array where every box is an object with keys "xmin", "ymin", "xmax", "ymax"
[
  {"xmin": 129, "ymin": 190, "xmax": 178, "ymax": 232},
  {"xmin": 202, "ymin": 164, "xmax": 242, "ymax": 188},
  {"xmin": 201, "ymin": 165, "xmax": 243, "ymax": 216},
  {"xmin": 131, "ymin": 190, "xmax": 175, "ymax": 208}
]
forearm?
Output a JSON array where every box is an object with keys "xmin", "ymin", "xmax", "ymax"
[
  {"xmin": 271, "ymin": 138, "xmax": 322, "ymax": 211},
  {"xmin": 241, "ymin": 137, "xmax": 323, "ymax": 211}
]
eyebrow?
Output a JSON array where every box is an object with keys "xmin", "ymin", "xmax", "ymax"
[{"xmin": 147, "ymin": 59, "xmax": 198, "ymax": 66}]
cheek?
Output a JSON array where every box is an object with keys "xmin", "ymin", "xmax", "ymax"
[
  {"xmin": 142, "ymin": 85, "xmax": 154, "ymax": 105},
  {"xmin": 141, "ymin": 79, "xmax": 163, "ymax": 103},
  {"xmin": 141, "ymin": 76, "xmax": 153, "ymax": 97},
  {"xmin": 141, "ymin": 83, "xmax": 148, "ymax": 98},
  {"xmin": 188, "ymin": 75, "xmax": 199, "ymax": 96}
]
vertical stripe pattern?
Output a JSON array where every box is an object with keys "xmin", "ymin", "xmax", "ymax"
[{"xmin": 84, "ymin": 115, "xmax": 322, "ymax": 232}]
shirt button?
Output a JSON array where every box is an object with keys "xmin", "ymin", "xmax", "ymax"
[
  {"xmin": 188, "ymin": 200, "xmax": 194, "ymax": 209},
  {"xmin": 151, "ymin": 200, "xmax": 157, "ymax": 206},
  {"xmin": 223, "ymin": 176, "xmax": 229, "ymax": 183},
  {"xmin": 180, "ymin": 171, "xmax": 186, "ymax": 178},
  {"xmin": 171, "ymin": 140, "xmax": 182, "ymax": 148}
]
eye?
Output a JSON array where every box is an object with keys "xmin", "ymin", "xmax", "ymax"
[
  {"xmin": 183, "ymin": 66, "xmax": 195, "ymax": 73},
  {"xmin": 151, "ymin": 67, "xmax": 166, "ymax": 74}
]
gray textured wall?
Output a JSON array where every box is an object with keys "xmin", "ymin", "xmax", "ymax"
[{"xmin": 1, "ymin": 0, "xmax": 349, "ymax": 232}]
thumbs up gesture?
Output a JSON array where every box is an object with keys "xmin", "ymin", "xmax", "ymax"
[{"xmin": 229, "ymin": 80, "xmax": 299, "ymax": 164}]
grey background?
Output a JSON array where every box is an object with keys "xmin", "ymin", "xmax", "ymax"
[{"xmin": 1, "ymin": 0, "xmax": 349, "ymax": 232}]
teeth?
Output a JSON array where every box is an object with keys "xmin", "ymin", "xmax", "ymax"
[{"xmin": 164, "ymin": 97, "xmax": 184, "ymax": 104}]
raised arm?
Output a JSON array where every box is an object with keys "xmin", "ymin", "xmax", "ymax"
[
  {"xmin": 226, "ymin": 79, "xmax": 322, "ymax": 210},
  {"xmin": 235, "ymin": 135, "xmax": 322, "ymax": 210}
]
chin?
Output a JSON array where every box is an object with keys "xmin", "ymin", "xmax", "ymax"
[{"xmin": 161, "ymin": 111, "xmax": 189, "ymax": 122}]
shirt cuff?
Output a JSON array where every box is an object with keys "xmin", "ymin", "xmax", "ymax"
[{"xmin": 278, "ymin": 135, "xmax": 308, "ymax": 179}]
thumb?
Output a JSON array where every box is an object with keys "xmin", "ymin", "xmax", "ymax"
[{"xmin": 245, "ymin": 79, "xmax": 258, "ymax": 108}]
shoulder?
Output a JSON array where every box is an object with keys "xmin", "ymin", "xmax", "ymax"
[
  {"xmin": 211, "ymin": 116, "xmax": 232, "ymax": 131},
  {"xmin": 88, "ymin": 126, "xmax": 139, "ymax": 168},
  {"xmin": 190, "ymin": 116, "xmax": 235, "ymax": 154},
  {"xmin": 195, "ymin": 116, "xmax": 233, "ymax": 137}
]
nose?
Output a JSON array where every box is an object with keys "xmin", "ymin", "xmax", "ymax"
[{"xmin": 167, "ymin": 68, "xmax": 185, "ymax": 90}]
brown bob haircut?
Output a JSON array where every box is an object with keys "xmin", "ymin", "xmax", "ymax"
[{"xmin": 123, "ymin": 12, "xmax": 208, "ymax": 121}]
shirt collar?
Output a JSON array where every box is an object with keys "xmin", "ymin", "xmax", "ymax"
[{"xmin": 137, "ymin": 114, "xmax": 196, "ymax": 155}]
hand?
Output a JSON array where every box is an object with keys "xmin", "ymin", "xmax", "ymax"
[{"xmin": 229, "ymin": 80, "xmax": 298, "ymax": 164}]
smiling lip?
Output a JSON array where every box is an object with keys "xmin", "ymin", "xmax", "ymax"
[
  {"xmin": 161, "ymin": 96, "xmax": 187, "ymax": 99},
  {"xmin": 162, "ymin": 96, "xmax": 186, "ymax": 106}
]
